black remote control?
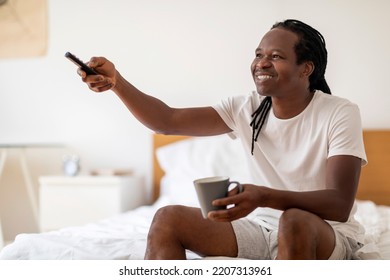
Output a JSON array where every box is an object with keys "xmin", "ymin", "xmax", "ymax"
[{"xmin": 65, "ymin": 52, "xmax": 98, "ymax": 75}]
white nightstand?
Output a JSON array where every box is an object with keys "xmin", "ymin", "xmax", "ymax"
[{"xmin": 39, "ymin": 175, "xmax": 146, "ymax": 232}]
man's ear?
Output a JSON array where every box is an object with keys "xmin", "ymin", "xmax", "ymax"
[{"xmin": 302, "ymin": 61, "xmax": 314, "ymax": 77}]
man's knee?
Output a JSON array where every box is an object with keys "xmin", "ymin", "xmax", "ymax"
[
  {"xmin": 148, "ymin": 205, "xmax": 190, "ymax": 237},
  {"xmin": 146, "ymin": 205, "xmax": 189, "ymax": 259},
  {"xmin": 150, "ymin": 205, "xmax": 182, "ymax": 230},
  {"xmin": 278, "ymin": 208, "xmax": 336, "ymax": 259},
  {"xmin": 277, "ymin": 208, "xmax": 320, "ymax": 259},
  {"xmin": 279, "ymin": 208, "xmax": 317, "ymax": 237},
  {"xmin": 153, "ymin": 205, "xmax": 178, "ymax": 221}
]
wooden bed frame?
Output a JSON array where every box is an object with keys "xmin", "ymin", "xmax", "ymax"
[
  {"xmin": 356, "ymin": 130, "xmax": 390, "ymax": 205},
  {"xmin": 152, "ymin": 130, "xmax": 390, "ymax": 206}
]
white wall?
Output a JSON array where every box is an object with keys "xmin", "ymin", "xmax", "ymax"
[{"xmin": 1, "ymin": 0, "xmax": 389, "ymax": 240}]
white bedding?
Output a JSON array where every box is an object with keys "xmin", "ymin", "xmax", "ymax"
[
  {"xmin": 0, "ymin": 196, "xmax": 188, "ymax": 260},
  {"xmin": 1, "ymin": 135, "xmax": 389, "ymax": 260},
  {"xmin": 0, "ymin": 197, "xmax": 389, "ymax": 260}
]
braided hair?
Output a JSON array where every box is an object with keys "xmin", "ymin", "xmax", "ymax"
[{"xmin": 250, "ymin": 19, "xmax": 331, "ymax": 154}]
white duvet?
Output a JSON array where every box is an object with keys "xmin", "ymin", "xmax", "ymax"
[{"xmin": 0, "ymin": 197, "xmax": 169, "ymax": 260}]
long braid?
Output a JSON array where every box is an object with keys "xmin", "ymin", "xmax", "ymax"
[
  {"xmin": 250, "ymin": 19, "xmax": 331, "ymax": 155},
  {"xmin": 250, "ymin": 96, "xmax": 271, "ymax": 154}
]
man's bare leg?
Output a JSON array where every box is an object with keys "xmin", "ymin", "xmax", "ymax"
[
  {"xmin": 145, "ymin": 205, "xmax": 238, "ymax": 259},
  {"xmin": 277, "ymin": 208, "xmax": 336, "ymax": 260}
]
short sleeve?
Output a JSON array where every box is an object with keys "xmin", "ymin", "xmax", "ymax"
[
  {"xmin": 328, "ymin": 102, "xmax": 367, "ymax": 166},
  {"xmin": 212, "ymin": 92, "xmax": 261, "ymax": 140}
]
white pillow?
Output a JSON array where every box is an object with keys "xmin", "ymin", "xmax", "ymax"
[{"xmin": 156, "ymin": 135, "xmax": 251, "ymax": 206}]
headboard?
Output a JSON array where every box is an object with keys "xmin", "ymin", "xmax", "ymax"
[
  {"xmin": 356, "ymin": 130, "xmax": 390, "ymax": 205},
  {"xmin": 152, "ymin": 130, "xmax": 390, "ymax": 206}
]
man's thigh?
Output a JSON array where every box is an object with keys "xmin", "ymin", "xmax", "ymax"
[{"xmin": 158, "ymin": 205, "xmax": 238, "ymax": 257}]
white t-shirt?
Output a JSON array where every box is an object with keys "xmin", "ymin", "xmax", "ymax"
[{"xmin": 213, "ymin": 90, "xmax": 367, "ymax": 243}]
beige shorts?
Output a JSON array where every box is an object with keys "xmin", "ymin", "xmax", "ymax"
[{"xmin": 231, "ymin": 218, "xmax": 363, "ymax": 260}]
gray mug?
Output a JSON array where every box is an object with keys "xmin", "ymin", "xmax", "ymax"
[{"xmin": 193, "ymin": 176, "xmax": 242, "ymax": 219}]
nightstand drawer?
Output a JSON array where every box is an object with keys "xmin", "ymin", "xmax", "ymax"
[{"xmin": 39, "ymin": 176, "xmax": 145, "ymax": 231}]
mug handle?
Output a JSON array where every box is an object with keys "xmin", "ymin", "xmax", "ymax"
[{"xmin": 228, "ymin": 181, "xmax": 242, "ymax": 193}]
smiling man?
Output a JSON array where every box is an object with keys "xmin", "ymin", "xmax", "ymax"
[{"xmin": 79, "ymin": 19, "xmax": 367, "ymax": 260}]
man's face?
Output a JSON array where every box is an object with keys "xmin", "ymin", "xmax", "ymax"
[{"xmin": 251, "ymin": 28, "xmax": 310, "ymax": 97}]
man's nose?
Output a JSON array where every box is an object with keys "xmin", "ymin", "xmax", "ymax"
[{"xmin": 256, "ymin": 57, "xmax": 272, "ymax": 68}]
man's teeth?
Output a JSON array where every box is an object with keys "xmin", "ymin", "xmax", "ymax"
[{"xmin": 257, "ymin": 75, "xmax": 272, "ymax": 80}]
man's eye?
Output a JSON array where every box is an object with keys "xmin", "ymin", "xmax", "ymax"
[
  {"xmin": 272, "ymin": 54, "xmax": 282, "ymax": 59},
  {"xmin": 255, "ymin": 53, "xmax": 263, "ymax": 59}
]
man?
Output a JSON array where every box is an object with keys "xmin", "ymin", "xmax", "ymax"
[{"xmin": 79, "ymin": 19, "xmax": 366, "ymax": 259}]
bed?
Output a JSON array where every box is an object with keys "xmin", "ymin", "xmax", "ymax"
[{"xmin": 0, "ymin": 130, "xmax": 390, "ymax": 260}]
